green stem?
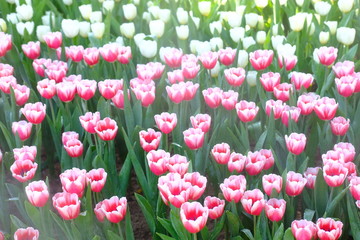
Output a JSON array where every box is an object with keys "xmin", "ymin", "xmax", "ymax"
[
  {"xmin": 118, "ymin": 222, "xmax": 124, "ymax": 240},
  {"xmin": 253, "ymin": 215, "xmax": 257, "ymax": 237},
  {"xmin": 193, "ymin": 233, "xmax": 197, "ymax": 240}
]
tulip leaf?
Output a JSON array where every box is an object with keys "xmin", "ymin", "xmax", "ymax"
[
  {"xmin": 70, "ymin": 223, "xmax": 82, "ymax": 240},
  {"xmin": 325, "ymin": 186, "xmax": 349, "ymax": 217},
  {"xmin": 170, "ymin": 208, "xmax": 191, "ymax": 240},
  {"xmin": 157, "ymin": 217, "xmax": 178, "ymax": 238},
  {"xmin": 255, "ymin": 212, "xmax": 267, "ymax": 240},
  {"xmin": 156, "ymin": 233, "xmax": 177, "ymax": 240},
  {"xmin": 0, "ymin": 120, "xmax": 14, "ymax": 149},
  {"xmin": 283, "ymin": 228, "xmax": 295, "ymax": 240},
  {"xmin": 118, "ymin": 155, "xmax": 132, "ymax": 196},
  {"xmin": 49, "ymin": 211, "xmax": 72, "ymax": 240},
  {"xmin": 92, "ymin": 236, "xmax": 101, "ymax": 240},
  {"xmin": 201, "ymin": 226, "xmax": 209, "ymax": 240},
  {"xmin": 314, "ymin": 169, "xmax": 328, "ymax": 218},
  {"xmin": 209, "ymin": 213, "xmax": 226, "ymax": 240},
  {"xmin": 273, "ymin": 223, "xmax": 284, "ymax": 240},
  {"xmin": 226, "ymin": 211, "xmax": 240, "ymax": 236},
  {"xmin": 10, "ymin": 215, "xmax": 27, "ymax": 229},
  {"xmin": 241, "ymin": 229, "xmax": 254, "ymax": 240},
  {"xmin": 347, "ymin": 192, "xmax": 360, "ymax": 240},
  {"xmin": 135, "ymin": 193, "xmax": 156, "ymax": 235},
  {"xmin": 106, "ymin": 230, "xmax": 122, "ymax": 240},
  {"xmin": 24, "ymin": 201, "xmax": 41, "ymax": 229},
  {"xmin": 303, "ymin": 209, "xmax": 315, "ymax": 221},
  {"xmin": 125, "ymin": 208, "xmax": 135, "ymax": 240}
]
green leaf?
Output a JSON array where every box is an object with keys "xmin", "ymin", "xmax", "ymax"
[
  {"xmin": 255, "ymin": 212, "xmax": 267, "ymax": 240},
  {"xmin": 254, "ymin": 130, "xmax": 267, "ymax": 151},
  {"xmin": 209, "ymin": 213, "xmax": 226, "ymax": 240},
  {"xmin": 283, "ymin": 228, "xmax": 295, "ymax": 240},
  {"xmin": 157, "ymin": 217, "xmax": 178, "ymax": 238},
  {"xmin": 325, "ymin": 186, "xmax": 349, "ymax": 217},
  {"xmin": 125, "ymin": 208, "xmax": 135, "ymax": 240},
  {"xmin": 347, "ymin": 192, "xmax": 360, "ymax": 240},
  {"xmin": 10, "ymin": 215, "xmax": 27, "ymax": 229},
  {"xmin": 303, "ymin": 209, "xmax": 315, "ymax": 221},
  {"xmin": 134, "ymin": 193, "xmax": 156, "ymax": 234},
  {"xmin": 273, "ymin": 223, "xmax": 284, "ymax": 240},
  {"xmin": 92, "ymin": 236, "xmax": 101, "ymax": 240},
  {"xmin": 24, "ymin": 201, "xmax": 41, "ymax": 228},
  {"xmin": 226, "ymin": 211, "xmax": 240, "ymax": 237},
  {"xmin": 314, "ymin": 169, "xmax": 328, "ymax": 218},
  {"xmin": 118, "ymin": 155, "xmax": 132, "ymax": 196},
  {"xmin": 156, "ymin": 233, "xmax": 177, "ymax": 240},
  {"xmin": 170, "ymin": 208, "xmax": 190, "ymax": 240},
  {"xmin": 49, "ymin": 211, "xmax": 72, "ymax": 239},
  {"xmin": 241, "ymin": 229, "xmax": 254, "ymax": 240},
  {"xmin": 106, "ymin": 230, "xmax": 122, "ymax": 240}
]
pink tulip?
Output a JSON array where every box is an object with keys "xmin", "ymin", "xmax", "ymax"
[
  {"xmin": 249, "ymin": 49, "xmax": 274, "ymax": 70},
  {"xmin": 322, "ymin": 150, "xmax": 344, "ymax": 165},
  {"xmin": 220, "ymin": 175, "xmax": 247, "ymax": 203},
  {"xmin": 265, "ymin": 198, "xmax": 286, "ymax": 222},
  {"xmin": 330, "ymin": 116, "xmax": 350, "ymax": 136},
  {"xmin": 224, "ymin": 67, "xmax": 246, "ymax": 87},
  {"xmin": 117, "ymin": 46, "xmax": 132, "ymax": 64},
  {"xmin": 286, "ymin": 171, "xmax": 307, "ymax": 197},
  {"xmin": 183, "ymin": 128, "xmax": 205, "ymax": 150},
  {"xmin": 146, "ymin": 62, "xmax": 165, "ymax": 80},
  {"xmin": 139, "ymin": 128, "xmax": 161, "ymax": 152},
  {"xmin": 323, "ymin": 162, "xmax": 348, "ymax": 187},
  {"xmin": 183, "ymin": 81, "xmax": 199, "ymax": 101},
  {"xmin": 22, "ymin": 41, "xmax": 40, "ymax": 60},
  {"xmin": 167, "ymin": 69, "xmax": 184, "ymax": 84},
  {"xmin": 180, "ymin": 202, "xmax": 208, "ymax": 233},
  {"xmin": 63, "ymin": 75, "xmax": 82, "ymax": 84},
  {"xmin": 246, "ymin": 151, "xmax": 266, "ymax": 176},
  {"xmin": 316, "ymin": 218, "xmax": 343, "ymax": 240},
  {"xmin": 349, "ymin": 177, "xmax": 360, "ymax": 200},
  {"xmin": 64, "ymin": 139, "xmax": 83, "ymax": 158},
  {"xmin": 37, "ymin": 78, "xmax": 56, "ymax": 99},
  {"xmin": 202, "ymin": 87, "xmax": 223, "ymax": 108},
  {"xmin": 94, "ymin": 201, "xmax": 106, "ymax": 222},
  {"xmin": 87, "ymin": 168, "xmax": 107, "ymax": 192},
  {"xmin": 182, "ymin": 61, "xmax": 200, "ymax": 80},
  {"xmin": 99, "ymin": 196, "xmax": 127, "ymax": 223},
  {"xmin": 273, "ymin": 83, "xmax": 293, "ymax": 102},
  {"xmin": 218, "ymin": 47, "xmax": 236, "ymax": 66},
  {"xmin": 304, "ymin": 167, "xmax": 320, "ymax": 189},
  {"xmin": 314, "ymin": 97, "xmax": 338, "ymax": 121},
  {"xmin": 60, "ymin": 168, "xmax": 87, "ymax": 197},
  {"xmin": 10, "ymin": 159, "xmax": 38, "ymax": 182},
  {"xmin": 0, "ymin": 33, "xmax": 12, "ymax": 57},
  {"xmin": 62, "ymin": 131, "xmax": 79, "ymax": 145},
  {"xmin": 221, "ymin": 90, "xmax": 238, "ymax": 110},
  {"xmin": 164, "ymin": 48, "xmax": 183, "ymax": 68},
  {"xmin": 158, "ymin": 173, "xmax": 190, "ymax": 208},
  {"xmin": 227, "ymin": 152, "xmax": 246, "ymax": 173},
  {"xmin": 98, "ymin": 79, "xmax": 123, "ymax": 99},
  {"xmin": 95, "ymin": 117, "xmax": 118, "ymax": 141},
  {"xmin": 297, "ymin": 93, "xmax": 319, "ymax": 115},
  {"xmin": 344, "ymin": 162, "xmax": 357, "ymax": 178},
  {"xmin": 278, "ymin": 54, "xmax": 297, "ymax": 71},
  {"xmin": 335, "ymin": 75, "xmax": 356, "ymax": 97},
  {"xmin": 56, "ymin": 82, "xmax": 76, "ymax": 102},
  {"xmin": 285, "ymin": 133, "xmax": 307, "ymax": 155},
  {"xmin": 66, "ymin": 45, "xmax": 84, "ymax": 62},
  {"xmin": 100, "ymin": 43, "xmax": 119, "ymax": 62},
  {"xmin": 131, "ymin": 82, "xmax": 156, "ymax": 107},
  {"xmin": 265, "ymin": 99, "xmax": 285, "ymax": 119},
  {"xmin": 14, "ymin": 227, "xmax": 39, "ymax": 240},
  {"xmin": 77, "ymin": 80, "xmax": 97, "ymax": 100},
  {"xmin": 291, "ymin": 219, "xmax": 317, "ymax": 240},
  {"xmin": 137, "ymin": 64, "xmax": 156, "ymax": 81},
  {"xmin": 316, "ymin": 46, "xmax": 338, "ymax": 66},
  {"xmin": 334, "ymin": 142, "xmax": 355, "ymax": 163},
  {"xmin": 190, "ymin": 113, "xmax": 211, "ymax": 133},
  {"xmin": 0, "ymin": 63, "xmax": 14, "ymax": 77},
  {"xmin": 52, "ymin": 192, "xmax": 81, "ymax": 220},
  {"xmin": 43, "ymin": 32, "xmax": 62, "ymax": 49},
  {"xmin": 198, "ymin": 51, "xmax": 218, "ymax": 69},
  {"xmin": 332, "ymin": 61, "xmax": 355, "ymax": 78},
  {"xmin": 183, "ymin": 172, "xmax": 207, "ymax": 200},
  {"xmin": 261, "ymin": 149, "xmax": 274, "ymax": 170},
  {"xmin": 84, "ymin": 47, "xmax": 100, "ymax": 66},
  {"xmin": 166, "ymin": 82, "xmax": 186, "ymax": 104},
  {"xmin": 0, "ymin": 75, "xmax": 17, "ymax": 94},
  {"xmin": 13, "ymin": 145, "xmax": 37, "ymax": 162},
  {"xmin": 241, "ymin": 189, "xmax": 266, "ymax": 216},
  {"xmin": 281, "ymin": 106, "xmax": 301, "ymax": 127},
  {"xmin": 211, "ymin": 142, "xmax": 231, "ymax": 165},
  {"xmin": 32, "ymin": 59, "xmax": 50, "ymax": 77},
  {"xmin": 45, "ymin": 61, "xmax": 68, "ymax": 83},
  {"xmin": 236, "ymin": 100, "xmax": 259, "ymax": 122},
  {"xmin": 167, "ymin": 154, "xmax": 189, "ymax": 176},
  {"xmin": 260, "ymin": 72, "xmax": 280, "ymax": 92},
  {"xmin": 112, "ymin": 89, "xmax": 130, "ymax": 109},
  {"xmin": 147, "ymin": 150, "xmax": 170, "ymax": 176},
  {"xmin": 25, "ymin": 180, "xmax": 49, "ymax": 207},
  {"xmin": 12, "ymin": 120, "xmax": 32, "ymax": 141},
  {"xmin": 204, "ymin": 196, "xmax": 225, "ymax": 219},
  {"xmin": 262, "ymin": 174, "xmax": 283, "ymax": 196},
  {"xmin": 291, "ymin": 72, "xmax": 314, "ymax": 90}
]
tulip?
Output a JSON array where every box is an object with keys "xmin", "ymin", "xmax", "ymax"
[
  {"xmin": 76, "ymin": 80, "xmax": 97, "ymax": 100},
  {"xmin": 52, "ymin": 192, "xmax": 81, "ymax": 220},
  {"xmin": 14, "ymin": 227, "xmax": 39, "ymax": 240},
  {"xmin": 131, "ymin": 82, "xmax": 155, "ymax": 107},
  {"xmin": 323, "ymin": 162, "xmax": 348, "ymax": 187},
  {"xmin": 94, "ymin": 201, "xmax": 105, "ymax": 222},
  {"xmin": 32, "ymin": 58, "xmax": 49, "ymax": 77},
  {"xmin": 221, "ymin": 90, "xmax": 238, "ymax": 110},
  {"xmin": 314, "ymin": 97, "xmax": 338, "ymax": 121},
  {"xmin": 265, "ymin": 99, "xmax": 284, "ymax": 119},
  {"xmin": 241, "ymin": 189, "xmax": 265, "ymax": 216},
  {"xmin": 64, "ymin": 139, "xmax": 83, "ymax": 158},
  {"xmin": 183, "ymin": 172, "xmax": 207, "ymax": 200},
  {"xmin": 149, "ymin": 20, "xmax": 165, "ymax": 38},
  {"xmin": 13, "ymin": 146, "xmax": 37, "ymax": 162},
  {"xmin": 332, "ymin": 61, "xmax": 354, "ymax": 78},
  {"xmin": 255, "ymin": 0, "xmax": 268, "ymax": 8},
  {"xmin": 79, "ymin": 4, "xmax": 92, "ymax": 20},
  {"xmin": 167, "ymin": 70, "xmax": 184, "ymax": 84},
  {"xmin": 285, "ymin": 133, "xmax": 306, "ymax": 155},
  {"xmin": 289, "ymin": 13, "xmax": 306, "ymax": 32},
  {"xmin": 12, "ymin": 120, "xmax": 32, "ymax": 141},
  {"xmin": 262, "ymin": 174, "xmax": 283, "ymax": 196},
  {"xmin": 278, "ymin": 52, "xmax": 297, "ymax": 71},
  {"xmin": 314, "ymin": 1, "xmax": 331, "ymax": 16},
  {"xmin": 16, "ymin": 4, "xmax": 33, "ymax": 21},
  {"xmin": 123, "ymin": 4, "xmax": 137, "ymax": 21},
  {"xmin": 79, "ymin": 112, "xmax": 100, "ymax": 134},
  {"xmin": 139, "ymin": 39, "xmax": 157, "ymax": 58},
  {"xmin": 291, "ymin": 220, "xmax": 317, "ymax": 240},
  {"xmin": 25, "ymin": 180, "xmax": 49, "ymax": 207},
  {"xmin": 180, "ymin": 202, "xmax": 208, "ymax": 234},
  {"xmin": 21, "ymin": 102, "xmax": 46, "ymax": 124},
  {"xmin": 98, "ymin": 79, "xmax": 122, "ymax": 99},
  {"xmin": 158, "ymin": 173, "xmax": 190, "ymax": 207},
  {"xmin": 260, "ymin": 149, "xmax": 275, "ymax": 170},
  {"xmin": 297, "ymin": 93, "xmax": 319, "ymax": 115},
  {"xmin": 0, "ymin": 63, "xmax": 14, "ymax": 77},
  {"xmin": 83, "ymin": 47, "xmax": 100, "ymax": 66},
  {"xmin": 11, "ymin": 159, "xmax": 38, "ymax": 182},
  {"xmin": 60, "ymin": 168, "xmax": 87, "ymax": 197},
  {"xmin": 182, "ymin": 61, "xmax": 200, "ymax": 80},
  {"xmin": 291, "ymin": 72, "xmax": 314, "ymax": 90},
  {"xmin": 190, "ymin": 114, "xmax": 211, "ymax": 133},
  {"xmin": 16, "ymin": 21, "xmax": 34, "ymax": 36},
  {"xmin": 319, "ymin": 31, "xmax": 330, "ymax": 45},
  {"xmin": 230, "ymin": 27, "xmax": 245, "ymax": 43},
  {"xmin": 334, "ymin": 142, "xmax": 355, "ymax": 163},
  {"xmin": 281, "ymin": 106, "xmax": 301, "ymax": 126},
  {"xmin": 338, "ymin": 0, "xmax": 354, "ymax": 13},
  {"xmin": 265, "ymin": 198, "xmax": 286, "ymax": 222},
  {"xmin": 154, "ymin": 112, "xmax": 177, "ymax": 134},
  {"xmin": 98, "ymin": 196, "xmax": 127, "ymax": 223},
  {"xmin": 36, "ymin": 79, "xmax": 56, "ymax": 99},
  {"xmin": 56, "ymin": 82, "xmax": 76, "ymax": 102},
  {"xmin": 183, "ymin": 128, "xmax": 205, "ymax": 150},
  {"xmin": 245, "ymin": 13, "xmax": 259, "ymax": 28},
  {"xmin": 62, "ymin": 19, "xmax": 79, "ymax": 38},
  {"xmin": 249, "ymin": 50, "xmax": 273, "ymax": 71},
  {"xmin": 235, "ymin": 100, "xmax": 259, "ymax": 122},
  {"xmin": 218, "ymin": 47, "xmax": 236, "ymax": 66},
  {"xmin": 260, "ymin": 72, "xmax": 280, "ymax": 92},
  {"xmin": 117, "ymin": 46, "xmax": 132, "ymax": 64},
  {"xmin": 330, "ymin": 116, "xmax": 350, "ymax": 136},
  {"xmin": 316, "ymin": 218, "xmax": 343, "ymax": 240},
  {"xmin": 198, "ymin": 1, "xmax": 211, "ymax": 16},
  {"xmin": 273, "ymin": 83, "xmax": 293, "ymax": 102},
  {"xmin": 198, "ymin": 51, "xmax": 218, "ymax": 70},
  {"xmin": 147, "ymin": 150, "xmax": 169, "ymax": 176},
  {"xmin": 211, "ymin": 143, "xmax": 231, "ymax": 165},
  {"xmin": 139, "ymin": 128, "xmax": 161, "ymax": 152},
  {"xmin": 316, "ymin": 46, "xmax": 338, "ymax": 66},
  {"xmin": 256, "ymin": 31, "xmax": 266, "ymax": 44},
  {"xmin": 227, "ymin": 152, "xmax": 246, "ymax": 173},
  {"xmin": 202, "ymin": 87, "xmax": 223, "ymax": 108},
  {"xmin": 100, "ymin": 43, "xmax": 118, "ymax": 62},
  {"xmin": 304, "ymin": 167, "xmax": 320, "ymax": 189},
  {"xmin": 220, "ymin": 175, "xmax": 247, "ymax": 203},
  {"xmin": 163, "ymin": 48, "xmax": 183, "ymax": 68},
  {"xmin": 87, "ymin": 168, "xmax": 107, "ymax": 192},
  {"xmin": 335, "ymin": 75, "xmax": 356, "ymax": 97},
  {"xmin": 95, "ymin": 117, "xmax": 118, "ymax": 141},
  {"xmin": 286, "ymin": 171, "xmax": 307, "ymax": 196},
  {"xmin": 176, "ymin": 25, "xmax": 189, "ymax": 40},
  {"xmin": 166, "ymin": 154, "xmax": 189, "ymax": 177},
  {"xmin": 43, "ymin": 31, "xmax": 62, "ymax": 49},
  {"xmin": 224, "ymin": 67, "xmax": 246, "ymax": 87},
  {"xmin": 246, "ymin": 151, "xmax": 266, "ymax": 176},
  {"xmin": 22, "ymin": 41, "xmax": 40, "ymax": 60},
  {"xmin": 166, "ymin": 83, "xmax": 186, "ymax": 104},
  {"xmin": 204, "ymin": 196, "xmax": 225, "ymax": 220},
  {"xmin": 210, "ymin": 38, "xmax": 223, "ymax": 51}
]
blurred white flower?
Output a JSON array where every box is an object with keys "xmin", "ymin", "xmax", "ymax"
[
  {"xmin": 62, "ymin": 0, "xmax": 72, "ymax": 6},
  {"xmin": 211, "ymin": 61, "xmax": 220, "ymax": 77},
  {"xmin": 272, "ymin": 23, "xmax": 284, "ymax": 36},
  {"xmin": 142, "ymin": 12, "xmax": 151, "ymax": 23},
  {"xmin": 91, "ymin": 22, "xmax": 105, "ymax": 39},
  {"xmin": 319, "ymin": 31, "xmax": 329, "ymax": 45},
  {"xmin": 336, "ymin": 27, "xmax": 356, "ymax": 45},
  {"xmin": 16, "ymin": 21, "xmax": 34, "ymax": 36},
  {"xmin": 116, "ymin": 37, "xmax": 124, "ymax": 46},
  {"xmin": 6, "ymin": 0, "xmax": 16, "ymax": 3},
  {"xmin": 62, "ymin": 19, "xmax": 80, "ymax": 38},
  {"xmin": 314, "ymin": 1, "xmax": 331, "ymax": 16},
  {"xmin": 256, "ymin": 31, "xmax": 266, "ymax": 44},
  {"xmin": 257, "ymin": 15, "xmax": 264, "ymax": 29},
  {"xmin": 41, "ymin": 12, "xmax": 55, "ymax": 26},
  {"xmin": 176, "ymin": 8, "xmax": 188, "ymax": 25},
  {"xmin": 236, "ymin": 5, "xmax": 246, "ymax": 15},
  {"xmin": 313, "ymin": 48, "xmax": 320, "ymax": 63},
  {"xmin": 196, "ymin": 41, "xmax": 211, "ymax": 55},
  {"xmin": 243, "ymin": 36, "xmax": 256, "ymax": 50},
  {"xmin": 0, "ymin": 19, "xmax": 7, "ymax": 32},
  {"xmin": 133, "ymin": 0, "xmax": 140, "ymax": 5},
  {"xmin": 123, "ymin": 3, "xmax": 137, "ymax": 21},
  {"xmin": 277, "ymin": 43, "xmax": 296, "ymax": 57},
  {"xmin": 79, "ymin": 21, "xmax": 91, "ymax": 37},
  {"xmin": 237, "ymin": 50, "xmax": 249, "ymax": 68},
  {"xmin": 149, "ymin": 20, "xmax": 165, "ymax": 38},
  {"xmin": 7, "ymin": 13, "xmax": 19, "ymax": 24},
  {"xmin": 120, "ymin": 22, "xmax": 135, "ymax": 38},
  {"xmin": 159, "ymin": 9, "xmax": 171, "ymax": 23},
  {"xmin": 230, "ymin": 27, "xmax": 245, "ymax": 43},
  {"xmin": 176, "ymin": 25, "xmax": 189, "ymax": 40},
  {"xmin": 90, "ymin": 11, "xmax": 102, "ymax": 23},
  {"xmin": 148, "ymin": 6, "xmax": 160, "ymax": 19},
  {"xmin": 338, "ymin": 0, "xmax": 354, "ymax": 13},
  {"xmin": 79, "ymin": 4, "xmax": 92, "ymax": 20},
  {"xmin": 103, "ymin": 0, "xmax": 115, "ymax": 13},
  {"xmin": 139, "ymin": 39, "xmax": 157, "ymax": 58},
  {"xmin": 209, "ymin": 21, "xmax": 222, "ymax": 35},
  {"xmin": 296, "ymin": 0, "xmax": 304, "ymax": 6},
  {"xmin": 190, "ymin": 40, "xmax": 201, "ymax": 54},
  {"xmin": 271, "ymin": 35, "xmax": 286, "ymax": 51},
  {"xmin": 245, "ymin": 13, "xmax": 259, "ymax": 28},
  {"xmin": 227, "ymin": 12, "xmax": 242, "ymax": 28},
  {"xmin": 210, "ymin": 37, "xmax": 223, "ymax": 51},
  {"xmin": 289, "ymin": 13, "xmax": 306, "ymax": 32},
  {"xmin": 198, "ymin": 1, "xmax": 212, "ymax": 16},
  {"xmin": 36, "ymin": 25, "xmax": 51, "ymax": 42},
  {"xmin": 16, "ymin": 4, "xmax": 33, "ymax": 21},
  {"xmin": 255, "ymin": 0, "xmax": 268, "ymax": 8},
  {"xmin": 134, "ymin": 33, "xmax": 146, "ymax": 47},
  {"xmin": 325, "ymin": 21, "xmax": 338, "ymax": 35},
  {"xmin": 246, "ymin": 71, "xmax": 257, "ymax": 86},
  {"xmin": 273, "ymin": 0, "xmax": 287, "ymax": 5}
]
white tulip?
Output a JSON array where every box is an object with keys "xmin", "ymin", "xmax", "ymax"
[
  {"xmin": 191, "ymin": 16, "xmax": 200, "ymax": 29},
  {"xmin": 324, "ymin": 21, "xmax": 337, "ymax": 35},
  {"xmin": 90, "ymin": 11, "xmax": 102, "ymax": 23},
  {"xmin": 123, "ymin": 3, "xmax": 137, "ymax": 21},
  {"xmin": 336, "ymin": 27, "xmax": 356, "ymax": 45},
  {"xmin": 6, "ymin": 0, "xmax": 16, "ymax": 3},
  {"xmin": 36, "ymin": 25, "xmax": 51, "ymax": 42},
  {"xmin": 103, "ymin": 0, "xmax": 115, "ymax": 13},
  {"xmin": 16, "ymin": 21, "xmax": 34, "ymax": 36},
  {"xmin": 116, "ymin": 37, "xmax": 124, "ymax": 46},
  {"xmin": 79, "ymin": 4, "xmax": 92, "ymax": 20},
  {"xmin": 133, "ymin": 0, "xmax": 140, "ymax": 5},
  {"xmin": 313, "ymin": 48, "xmax": 320, "ymax": 63},
  {"xmin": 159, "ymin": 9, "xmax": 171, "ymax": 23},
  {"xmin": 243, "ymin": 36, "xmax": 256, "ymax": 50},
  {"xmin": 272, "ymin": 23, "xmax": 284, "ymax": 36},
  {"xmin": 257, "ymin": 15, "xmax": 264, "ymax": 29},
  {"xmin": 236, "ymin": 5, "xmax": 246, "ymax": 15},
  {"xmin": 176, "ymin": 25, "xmax": 189, "ymax": 40},
  {"xmin": 256, "ymin": 31, "xmax": 266, "ymax": 44},
  {"xmin": 0, "ymin": 19, "xmax": 6, "ymax": 32},
  {"xmin": 148, "ymin": 6, "xmax": 160, "ymax": 19},
  {"xmin": 198, "ymin": 1, "xmax": 212, "ymax": 16},
  {"xmin": 246, "ymin": 71, "xmax": 257, "ymax": 86},
  {"xmin": 338, "ymin": 0, "xmax": 354, "ymax": 13},
  {"xmin": 273, "ymin": 0, "xmax": 287, "ymax": 5},
  {"xmin": 139, "ymin": 40, "xmax": 157, "ymax": 58},
  {"xmin": 289, "ymin": 13, "xmax": 306, "ymax": 32},
  {"xmin": 296, "ymin": 0, "xmax": 304, "ymax": 6},
  {"xmin": 319, "ymin": 31, "xmax": 329, "ymax": 45},
  {"xmin": 237, "ymin": 50, "xmax": 249, "ymax": 68},
  {"xmin": 271, "ymin": 35, "xmax": 285, "ymax": 51},
  {"xmin": 149, "ymin": 20, "xmax": 165, "ymax": 38},
  {"xmin": 210, "ymin": 37, "xmax": 223, "ymax": 51},
  {"xmin": 277, "ymin": 43, "xmax": 296, "ymax": 57},
  {"xmin": 255, "ymin": 0, "xmax": 268, "ymax": 8},
  {"xmin": 176, "ymin": 8, "xmax": 188, "ymax": 25},
  {"xmin": 41, "ymin": 13, "xmax": 55, "ymax": 26},
  {"xmin": 134, "ymin": 33, "xmax": 146, "ymax": 47},
  {"xmin": 314, "ymin": 1, "xmax": 331, "ymax": 16},
  {"xmin": 190, "ymin": 40, "xmax": 201, "ymax": 54},
  {"xmin": 245, "ymin": 13, "xmax": 259, "ymax": 28},
  {"xmin": 227, "ymin": 12, "xmax": 242, "ymax": 28},
  {"xmin": 142, "ymin": 12, "xmax": 151, "ymax": 23},
  {"xmin": 62, "ymin": 0, "xmax": 72, "ymax": 5},
  {"xmin": 7, "ymin": 13, "xmax": 19, "ymax": 24},
  {"xmin": 230, "ymin": 27, "xmax": 245, "ymax": 43},
  {"xmin": 120, "ymin": 22, "xmax": 135, "ymax": 38},
  {"xmin": 91, "ymin": 22, "xmax": 105, "ymax": 39},
  {"xmin": 159, "ymin": 47, "xmax": 171, "ymax": 62},
  {"xmin": 62, "ymin": 19, "xmax": 80, "ymax": 38},
  {"xmin": 211, "ymin": 61, "xmax": 221, "ymax": 77},
  {"xmin": 79, "ymin": 21, "xmax": 91, "ymax": 37},
  {"xmin": 196, "ymin": 41, "xmax": 211, "ymax": 55},
  {"xmin": 16, "ymin": 4, "xmax": 33, "ymax": 21},
  {"xmin": 209, "ymin": 21, "xmax": 222, "ymax": 35}
]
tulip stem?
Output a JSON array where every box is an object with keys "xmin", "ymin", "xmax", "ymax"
[
  {"xmin": 118, "ymin": 222, "xmax": 124, "ymax": 240},
  {"xmin": 253, "ymin": 215, "xmax": 257, "ymax": 236},
  {"xmin": 193, "ymin": 233, "xmax": 197, "ymax": 240}
]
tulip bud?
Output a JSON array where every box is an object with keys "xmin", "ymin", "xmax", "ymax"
[
  {"xmin": 41, "ymin": 13, "xmax": 55, "ymax": 26},
  {"xmin": 134, "ymin": 33, "xmax": 145, "ymax": 47},
  {"xmin": 176, "ymin": 25, "xmax": 189, "ymax": 40},
  {"xmin": 314, "ymin": 1, "xmax": 331, "ymax": 16},
  {"xmin": 230, "ymin": 27, "xmax": 245, "ymax": 43},
  {"xmin": 79, "ymin": 21, "xmax": 91, "ymax": 37},
  {"xmin": 247, "ymin": 71, "xmax": 257, "ymax": 86},
  {"xmin": 90, "ymin": 11, "xmax": 102, "ymax": 23},
  {"xmin": 237, "ymin": 50, "xmax": 248, "ymax": 68},
  {"xmin": 149, "ymin": 20, "xmax": 165, "ymax": 38},
  {"xmin": 16, "ymin": 21, "xmax": 34, "ymax": 36},
  {"xmin": 63, "ymin": 0, "xmax": 72, "ymax": 5},
  {"xmin": 336, "ymin": 27, "xmax": 356, "ymax": 46},
  {"xmin": 272, "ymin": 23, "xmax": 284, "ymax": 36},
  {"xmin": 257, "ymin": 15, "xmax": 265, "ymax": 29},
  {"xmin": 123, "ymin": 4, "xmax": 137, "ymax": 20},
  {"xmin": 7, "ymin": 13, "xmax": 18, "ymax": 24},
  {"xmin": 210, "ymin": 61, "xmax": 220, "ymax": 77},
  {"xmin": 148, "ymin": 6, "xmax": 160, "ymax": 19},
  {"xmin": 91, "ymin": 22, "xmax": 105, "ymax": 39},
  {"xmin": 325, "ymin": 21, "xmax": 338, "ymax": 35},
  {"xmin": 191, "ymin": 16, "xmax": 200, "ymax": 29},
  {"xmin": 79, "ymin": 4, "xmax": 92, "ymax": 20},
  {"xmin": 245, "ymin": 13, "xmax": 259, "ymax": 28},
  {"xmin": 176, "ymin": 8, "xmax": 188, "ymax": 25},
  {"xmin": 243, "ymin": 36, "xmax": 256, "ymax": 50},
  {"xmin": 199, "ymin": 1, "xmax": 211, "ymax": 16},
  {"xmin": 210, "ymin": 37, "xmax": 223, "ymax": 51},
  {"xmin": 103, "ymin": 1, "xmax": 114, "ymax": 13},
  {"xmin": 319, "ymin": 31, "xmax": 329, "ymax": 45},
  {"xmin": 0, "ymin": 19, "xmax": 7, "ymax": 32},
  {"xmin": 289, "ymin": 13, "xmax": 306, "ymax": 32},
  {"xmin": 62, "ymin": 19, "xmax": 80, "ymax": 38},
  {"xmin": 139, "ymin": 39, "xmax": 157, "ymax": 58},
  {"xmin": 296, "ymin": 0, "xmax": 304, "ymax": 6},
  {"xmin": 120, "ymin": 22, "xmax": 135, "ymax": 39},
  {"xmin": 255, "ymin": 0, "xmax": 268, "ymax": 8},
  {"xmin": 338, "ymin": 0, "xmax": 354, "ymax": 13},
  {"xmin": 16, "ymin": 4, "xmax": 33, "ymax": 21},
  {"xmin": 159, "ymin": 9, "xmax": 171, "ymax": 23},
  {"xmin": 256, "ymin": 31, "xmax": 266, "ymax": 44}
]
